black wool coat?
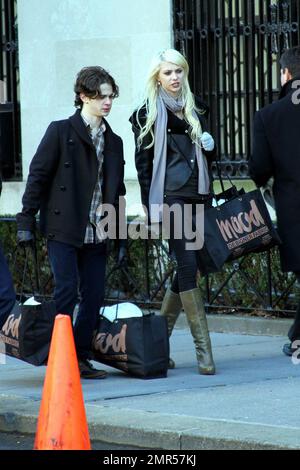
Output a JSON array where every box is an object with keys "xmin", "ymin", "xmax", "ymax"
[
  {"xmin": 129, "ymin": 99, "xmax": 216, "ymax": 214},
  {"xmin": 249, "ymin": 77, "xmax": 300, "ymax": 272},
  {"xmin": 17, "ymin": 109, "xmax": 126, "ymax": 247}
]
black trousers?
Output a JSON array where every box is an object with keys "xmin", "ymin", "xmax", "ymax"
[{"xmin": 47, "ymin": 240, "xmax": 107, "ymax": 360}]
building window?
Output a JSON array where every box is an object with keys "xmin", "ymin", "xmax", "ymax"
[
  {"xmin": 0, "ymin": 0, "xmax": 22, "ymax": 181},
  {"xmin": 173, "ymin": 0, "xmax": 300, "ymax": 178}
]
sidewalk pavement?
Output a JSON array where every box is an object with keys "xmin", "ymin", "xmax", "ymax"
[{"xmin": 1, "ymin": 313, "xmax": 300, "ymax": 450}]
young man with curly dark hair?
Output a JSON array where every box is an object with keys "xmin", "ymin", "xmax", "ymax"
[{"xmin": 17, "ymin": 66, "xmax": 126, "ymax": 378}]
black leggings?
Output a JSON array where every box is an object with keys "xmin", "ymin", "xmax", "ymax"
[{"xmin": 164, "ymin": 196, "xmax": 202, "ymax": 294}]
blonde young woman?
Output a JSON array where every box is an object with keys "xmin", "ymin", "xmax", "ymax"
[{"xmin": 130, "ymin": 49, "xmax": 216, "ymax": 375}]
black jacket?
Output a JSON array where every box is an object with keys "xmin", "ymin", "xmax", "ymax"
[
  {"xmin": 249, "ymin": 77, "xmax": 300, "ymax": 272},
  {"xmin": 130, "ymin": 101, "xmax": 216, "ymax": 212},
  {"xmin": 16, "ymin": 109, "xmax": 126, "ymax": 247}
]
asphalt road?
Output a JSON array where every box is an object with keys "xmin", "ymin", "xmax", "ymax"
[
  {"xmin": 0, "ymin": 432, "xmax": 145, "ymax": 450},
  {"xmin": 0, "ymin": 432, "xmax": 32, "ymax": 450}
]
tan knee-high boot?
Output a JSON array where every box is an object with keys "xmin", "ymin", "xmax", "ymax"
[
  {"xmin": 160, "ymin": 287, "xmax": 182, "ymax": 368},
  {"xmin": 180, "ymin": 288, "xmax": 215, "ymax": 375}
]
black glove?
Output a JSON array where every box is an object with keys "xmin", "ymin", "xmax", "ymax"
[
  {"xmin": 117, "ymin": 245, "xmax": 128, "ymax": 268},
  {"xmin": 17, "ymin": 230, "xmax": 34, "ymax": 245}
]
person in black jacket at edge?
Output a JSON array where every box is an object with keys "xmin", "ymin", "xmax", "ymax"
[
  {"xmin": 16, "ymin": 66, "xmax": 127, "ymax": 378},
  {"xmin": 130, "ymin": 49, "xmax": 217, "ymax": 375},
  {"xmin": 0, "ymin": 172, "xmax": 16, "ymax": 329},
  {"xmin": 249, "ymin": 45, "xmax": 300, "ymax": 359}
]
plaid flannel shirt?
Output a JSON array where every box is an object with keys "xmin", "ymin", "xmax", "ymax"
[{"xmin": 81, "ymin": 115, "xmax": 106, "ymax": 244}]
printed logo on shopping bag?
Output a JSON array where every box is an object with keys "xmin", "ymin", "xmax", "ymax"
[
  {"xmin": 94, "ymin": 323, "xmax": 127, "ymax": 355},
  {"xmin": 215, "ymin": 199, "xmax": 270, "ymax": 250},
  {"xmin": 0, "ymin": 313, "xmax": 21, "ymax": 349}
]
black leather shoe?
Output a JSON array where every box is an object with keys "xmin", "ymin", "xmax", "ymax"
[
  {"xmin": 78, "ymin": 359, "xmax": 107, "ymax": 379},
  {"xmin": 282, "ymin": 342, "xmax": 297, "ymax": 357}
]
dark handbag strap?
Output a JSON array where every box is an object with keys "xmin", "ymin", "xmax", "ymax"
[
  {"xmin": 103, "ymin": 265, "xmax": 153, "ymax": 321},
  {"xmin": 212, "ymin": 160, "xmax": 244, "ymax": 206},
  {"xmin": 101, "ymin": 288, "xmax": 120, "ymax": 322},
  {"xmin": 169, "ymin": 134, "xmax": 241, "ymax": 205},
  {"xmin": 170, "ymin": 133, "xmax": 235, "ymax": 190},
  {"xmin": 12, "ymin": 242, "xmax": 40, "ymax": 299},
  {"xmin": 168, "ymin": 133, "xmax": 194, "ymax": 171},
  {"xmin": 168, "ymin": 133, "xmax": 214, "ymax": 204},
  {"xmin": 102, "ymin": 288, "xmax": 153, "ymax": 321}
]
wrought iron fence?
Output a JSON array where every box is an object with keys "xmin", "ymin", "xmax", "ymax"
[
  {"xmin": 173, "ymin": 0, "xmax": 300, "ymax": 178},
  {"xmin": 0, "ymin": 0, "xmax": 21, "ymax": 180},
  {"xmin": 0, "ymin": 217, "xmax": 298, "ymax": 316}
]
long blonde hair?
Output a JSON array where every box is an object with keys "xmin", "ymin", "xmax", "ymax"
[{"xmin": 136, "ymin": 49, "xmax": 203, "ymax": 149}]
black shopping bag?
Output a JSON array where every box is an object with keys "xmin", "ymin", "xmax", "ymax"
[
  {"xmin": 196, "ymin": 189, "xmax": 281, "ymax": 275},
  {"xmin": 92, "ymin": 311, "xmax": 169, "ymax": 379},
  {"xmin": 0, "ymin": 298, "xmax": 56, "ymax": 365},
  {"xmin": 0, "ymin": 244, "xmax": 56, "ymax": 365}
]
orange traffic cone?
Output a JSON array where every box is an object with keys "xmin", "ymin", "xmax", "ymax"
[{"xmin": 34, "ymin": 314, "xmax": 91, "ymax": 450}]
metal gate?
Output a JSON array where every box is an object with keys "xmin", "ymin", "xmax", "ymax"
[
  {"xmin": 173, "ymin": 0, "xmax": 300, "ymax": 178},
  {"xmin": 0, "ymin": 0, "xmax": 21, "ymax": 181}
]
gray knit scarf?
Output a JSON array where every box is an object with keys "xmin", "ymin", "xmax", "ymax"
[{"xmin": 148, "ymin": 87, "xmax": 210, "ymax": 223}]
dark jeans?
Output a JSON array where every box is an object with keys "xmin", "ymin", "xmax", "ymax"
[
  {"xmin": 47, "ymin": 240, "xmax": 107, "ymax": 360},
  {"xmin": 164, "ymin": 196, "xmax": 201, "ymax": 294},
  {"xmin": 0, "ymin": 243, "xmax": 16, "ymax": 328},
  {"xmin": 288, "ymin": 272, "xmax": 300, "ymax": 342}
]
